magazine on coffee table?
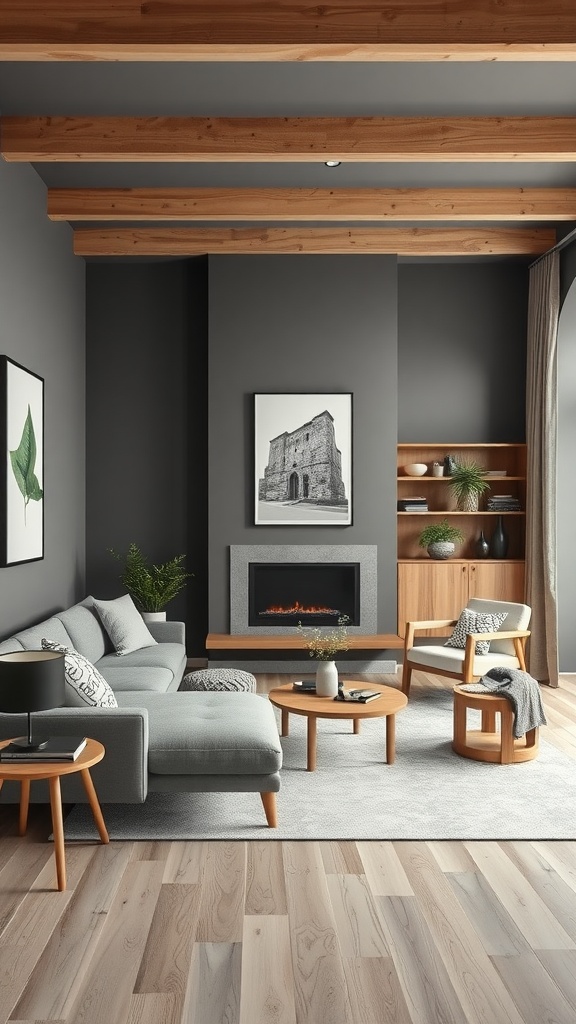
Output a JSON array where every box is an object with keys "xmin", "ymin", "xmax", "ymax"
[{"xmin": 334, "ymin": 689, "xmax": 382, "ymax": 704}]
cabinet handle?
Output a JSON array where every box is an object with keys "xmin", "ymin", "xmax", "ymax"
[
  {"xmin": 462, "ymin": 566, "xmax": 466, "ymax": 573},
  {"xmin": 470, "ymin": 565, "xmax": 476, "ymax": 573}
]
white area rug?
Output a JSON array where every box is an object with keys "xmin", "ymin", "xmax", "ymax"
[{"xmin": 62, "ymin": 688, "xmax": 576, "ymax": 841}]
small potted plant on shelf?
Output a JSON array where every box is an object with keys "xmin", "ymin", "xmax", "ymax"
[
  {"xmin": 109, "ymin": 543, "xmax": 194, "ymax": 620},
  {"xmin": 449, "ymin": 459, "xmax": 490, "ymax": 512},
  {"xmin": 418, "ymin": 520, "xmax": 465, "ymax": 560}
]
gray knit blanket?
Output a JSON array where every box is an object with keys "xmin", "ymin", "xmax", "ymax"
[{"xmin": 461, "ymin": 666, "xmax": 547, "ymax": 738}]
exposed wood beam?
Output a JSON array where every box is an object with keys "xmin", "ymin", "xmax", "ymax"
[
  {"xmin": 47, "ymin": 187, "xmax": 576, "ymax": 222},
  {"xmin": 4, "ymin": 116, "xmax": 576, "ymax": 163},
  {"xmin": 0, "ymin": 1, "xmax": 575, "ymax": 62},
  {"xmin": 73, "ymin": 227, "xmax": 556, "ymax": 257}
]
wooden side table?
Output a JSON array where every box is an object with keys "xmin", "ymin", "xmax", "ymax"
[
  {"xmin": 0, "ymin": 737, "xmax": 109, "ymax": 891},
  {"xmin": 452, "ymin": 686, "xmax": 539, "ymax": 764}
]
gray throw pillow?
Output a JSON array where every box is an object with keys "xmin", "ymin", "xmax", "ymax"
[
  {"xmin": 92, "ymin": 594, "xmax": 158, "ymax": 656},
  {"xmin": 444, "ymin": 608, "xmax": 508, "ymax": 656},
  {"xmin": 41, "ymin": 638, "xmax": 118, "ymax": 708}
]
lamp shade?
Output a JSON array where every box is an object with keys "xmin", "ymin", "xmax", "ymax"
[{"xmin": 0, "ymin": 650, "xmax": 66, "ymax": 713}]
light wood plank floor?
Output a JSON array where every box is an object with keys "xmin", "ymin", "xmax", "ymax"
[{"xmin": 0, "ymin": 671, "xmax": 575, "ymax": 1024}]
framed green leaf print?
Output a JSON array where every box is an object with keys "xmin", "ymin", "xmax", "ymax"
[{"xmin": 0, "ymin": 357, "xmax": 44, "ymax": 566}]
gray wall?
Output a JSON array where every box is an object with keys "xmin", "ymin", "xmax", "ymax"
[
  {"xmin": 208, "ymin": 255, "xmax": 398, "ymax": 635},
  {"xmin": 398, "ymin": 263, "xmax": 528, "ymax": 442},
  {"xmin": 0, "ymin": 157, "xmax": 85, "ymax": 637},
  {"xmin": 85, "ymin": 259, "xmax": 208, "ymax": 654}
]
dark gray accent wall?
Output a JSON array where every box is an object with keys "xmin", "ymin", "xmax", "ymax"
[
  {"xmin": 85, "ymin": 259, "xmax": 208, "ymax": 654},
  {"xmin": 0, "ymin": 157, "xmax": 85, "ymax": 638},
  {"xmin": 398, "ymin": 263, "xmax": 528, "ymax": 442},
  {"xmin": 208, "ymin": 255, "xmax": 398, "ymax": 635}
]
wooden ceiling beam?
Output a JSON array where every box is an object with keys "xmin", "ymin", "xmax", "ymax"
[
  {"xmin": 73, "ymin": 227, "xmax": 556, "ymax": 257},
  {"xmin": 0, "ymin": 1, "xmax": 576, "ymax": 61},
  {"xmin": 5, "ymin": 116, "xmax": 576, "ymax": 163},
  {"xmin": 48, "ymin": 187, "xmax": 576, "ymax": 222}
]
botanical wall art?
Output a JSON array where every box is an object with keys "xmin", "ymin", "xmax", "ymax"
[
  {"xmin": 255, "ymin": 392, "xmax": 352, "ymax": 525},
  {"xmin": 0, "ymin": 357, "xmax": 44, "ymax": 566}
]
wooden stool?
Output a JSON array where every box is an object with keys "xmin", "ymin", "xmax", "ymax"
[{"xmin": 452, "ymin": 685, "xmax": 539, "ymax": 764}]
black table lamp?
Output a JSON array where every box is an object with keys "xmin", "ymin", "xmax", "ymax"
[{"xmin": 0, "ymin": 651, "xmax": 66, "ymax": 750}]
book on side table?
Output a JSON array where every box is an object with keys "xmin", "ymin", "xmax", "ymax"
[
  {"xmin": 0, "ymin": 736, "xmax": 87, "ymax": 762},
  {"xmin": 334, "ymin": 689, "xmax": 382, "ymax": 704}
]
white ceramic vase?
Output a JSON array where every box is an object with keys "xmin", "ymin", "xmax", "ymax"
[
  {"xmin": 315, "ymin": 660, "xmax": 339, "ymax": 697},
  {"xmin": 141, "ymin": 611, "xmax": 167, "ymax": 623}
]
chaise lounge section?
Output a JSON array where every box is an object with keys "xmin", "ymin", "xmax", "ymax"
[{"xmin": 0, "ymin": 597, "xmax": 282, "ymax": 825}]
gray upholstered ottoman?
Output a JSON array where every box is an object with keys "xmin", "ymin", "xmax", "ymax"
[{"xmin": 181, "ymin": 667, "xmax": 257, "ymax": 693}]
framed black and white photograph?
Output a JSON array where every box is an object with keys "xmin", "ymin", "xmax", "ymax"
[
  {"xmin": 255, "ymin": 392, "xmax": 352, "ymax": 525},
  {"xmin": 0, "ymin": 357, "xmax": 44, "ymax": 566}
]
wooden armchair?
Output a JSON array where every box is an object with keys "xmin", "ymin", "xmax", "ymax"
[{"xmin": 401, "ymin": 598, "xmax": 531, "ymax": 698}]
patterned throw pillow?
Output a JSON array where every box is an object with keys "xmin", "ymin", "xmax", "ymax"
[
  {"xmin": 41, "ymin": 638, "xmax": 118, "ymax": 708},
  {"xmin": 444, "ymin": 608, "xmax": 508, "ymax": 656}
]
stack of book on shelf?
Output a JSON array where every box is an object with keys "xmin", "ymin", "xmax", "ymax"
[
  {"xmin": 397, "ymin": 497, "xmax": 429, "ymax": 512},
  {"xmin": 0, "ymin": 736, "xmax": 87, "ymax": 762},
  {"xmin": 487, "ymin": 495, "xmax": 522, "ymax": 512}
]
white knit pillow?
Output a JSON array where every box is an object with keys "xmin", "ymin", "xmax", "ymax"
[
  {"xmin": 444, "ymin": 608, "xmax": 508, "ymax": 656},
  {"xmin": 41, "ymin": 638, "xmax": 118, "ymax": 708}
]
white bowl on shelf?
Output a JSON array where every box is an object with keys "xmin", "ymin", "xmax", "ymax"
[{"xmin": 404, "ymin": 463, "xmax": 428, "ymax": 476}]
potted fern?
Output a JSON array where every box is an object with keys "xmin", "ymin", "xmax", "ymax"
[
  {"xmin": 110, "ymin": 543, "xmax": 193, "ymax": 621},
  {"xmin": 418, "ymin": 520, "xmax": 465, "ymax": 560},
  {"xmin": 449, "ymin": 459, "xmax": 490, "ymax": 512}
]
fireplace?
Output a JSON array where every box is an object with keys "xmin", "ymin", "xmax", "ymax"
[
  {"xmin": 248, "ymin": 562, "xmax": 360, "ymax": 627},
  {"xmin": 230, "ymin": 545, "xmax": 377, "ymax": 635}
]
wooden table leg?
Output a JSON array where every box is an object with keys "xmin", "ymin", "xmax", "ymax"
[
  {"xmin": 19, "ymin": 779, "xmax": 30, "ymax": 836},
  {"xmin": 281, "ymin": 709, "xmax": 289, "ymax": 737},
  {"xmin": 386, "ymin": 713, "xmax": 396, "ymax": 765},
  {"xmin": 353, "ymin": 718, "xmax": 361, "ymax": 734},
  {"xmin": 307, "ymin": 716, "xmax": 317, "ymax": 771},
  {"xmin": 481, "ymin": 707, "xmax": 497, "ymax": 733},
  {"xmin": 500, "ymin": 706, "xmax": 515, "ymax": 764},
  {"xmin": 48, "ymin": 776, "xmax": 66, "ymax": 892},
  {"xmin": 80, "ymin": 768, "xmax": 109, "ymax": 843}
]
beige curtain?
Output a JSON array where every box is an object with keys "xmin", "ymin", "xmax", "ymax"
[{"xmin": 525, "ymin": 251, "xmax": 559, "ymax": 686}]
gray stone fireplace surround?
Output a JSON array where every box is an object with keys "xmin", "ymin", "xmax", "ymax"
[
  {"xmin": 230, "ymin": 544, "xmax": 377, "ymax": 634},
  {"xmin": 218, "ymin": 545, "xmax": 396, "ymax": 674}
]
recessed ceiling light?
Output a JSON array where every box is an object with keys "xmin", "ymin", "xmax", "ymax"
[{"xmin": 325, "ymin": 160, "xmax": 341, "ymax": 168}]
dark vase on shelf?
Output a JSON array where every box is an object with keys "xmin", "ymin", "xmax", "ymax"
[
  {"xmin": 489, "ymin": 516, "xmax": 508, "ymax": 558},
  {"xmin": 475, "ymin": 530, "xmax": 490, "ymax": 558}
]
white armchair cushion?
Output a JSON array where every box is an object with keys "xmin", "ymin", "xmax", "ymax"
[
  {"xmin": 467, "ymin": 598, "xmax": 531, "ymax": 656},
  {"xmin": 408, "ymin": 645, "xmax": 520, "ymax": 676},
  {"xmin": 444, "ymin": 608, "xmax": 508, "ymax": 655}
]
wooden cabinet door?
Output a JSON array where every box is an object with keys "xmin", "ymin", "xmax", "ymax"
[
  {"xmin": 397, "ymin": 561, "xmax": 469, "ymax": 637},
  {"xmin": 469, "ymin": 561, "xmax": 525, "ymax": 603}
]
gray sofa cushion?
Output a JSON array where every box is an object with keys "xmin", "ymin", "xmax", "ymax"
[
  {"xmin": 97, "ymin": 642, "xmax": 185, "ymax": 677},
  {"xmin": 0, "ymin": 638, "xmax": 24, "ymax": 655},
  {"xmin": 57, "ymin": 597, "xmax": 111, "ymax": 664},
  {"xmin": 102, "ymin": 667, "xmax": 175, "ymax": 692},
  {"xmin": 116, "ymin": 691, "xmax": 282, "ymax": 776},
  {"xmin": 16, "ymin": 615, "xmax": 74, "ymax": 651}
]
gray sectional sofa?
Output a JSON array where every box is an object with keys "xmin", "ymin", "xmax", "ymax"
[{"xmin": 0, "ymin": 597, "xmax": 282, "ymax": 824}]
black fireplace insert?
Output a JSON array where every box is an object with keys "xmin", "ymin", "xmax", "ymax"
[{"xmin": 248, "ymin": 562, "xmax": 360, "ymax": 627}]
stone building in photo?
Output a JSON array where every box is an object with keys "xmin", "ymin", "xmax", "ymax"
[{"xmin": 259, "ymin": 410, "xmax": 347, "ymax": 506}]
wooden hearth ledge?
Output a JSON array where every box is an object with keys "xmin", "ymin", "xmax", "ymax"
[{"xmin": 206, "ymin": 633, "xmax": 403, "ymax": 650}]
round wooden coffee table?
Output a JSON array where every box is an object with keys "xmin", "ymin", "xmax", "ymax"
[
  {"xmin": 0, "ymin": 737, "xmax": 109, "ymax": 891},
  {"xmin": 268, "ymin": 682, "xmax": 407, "ymax": 771}
]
